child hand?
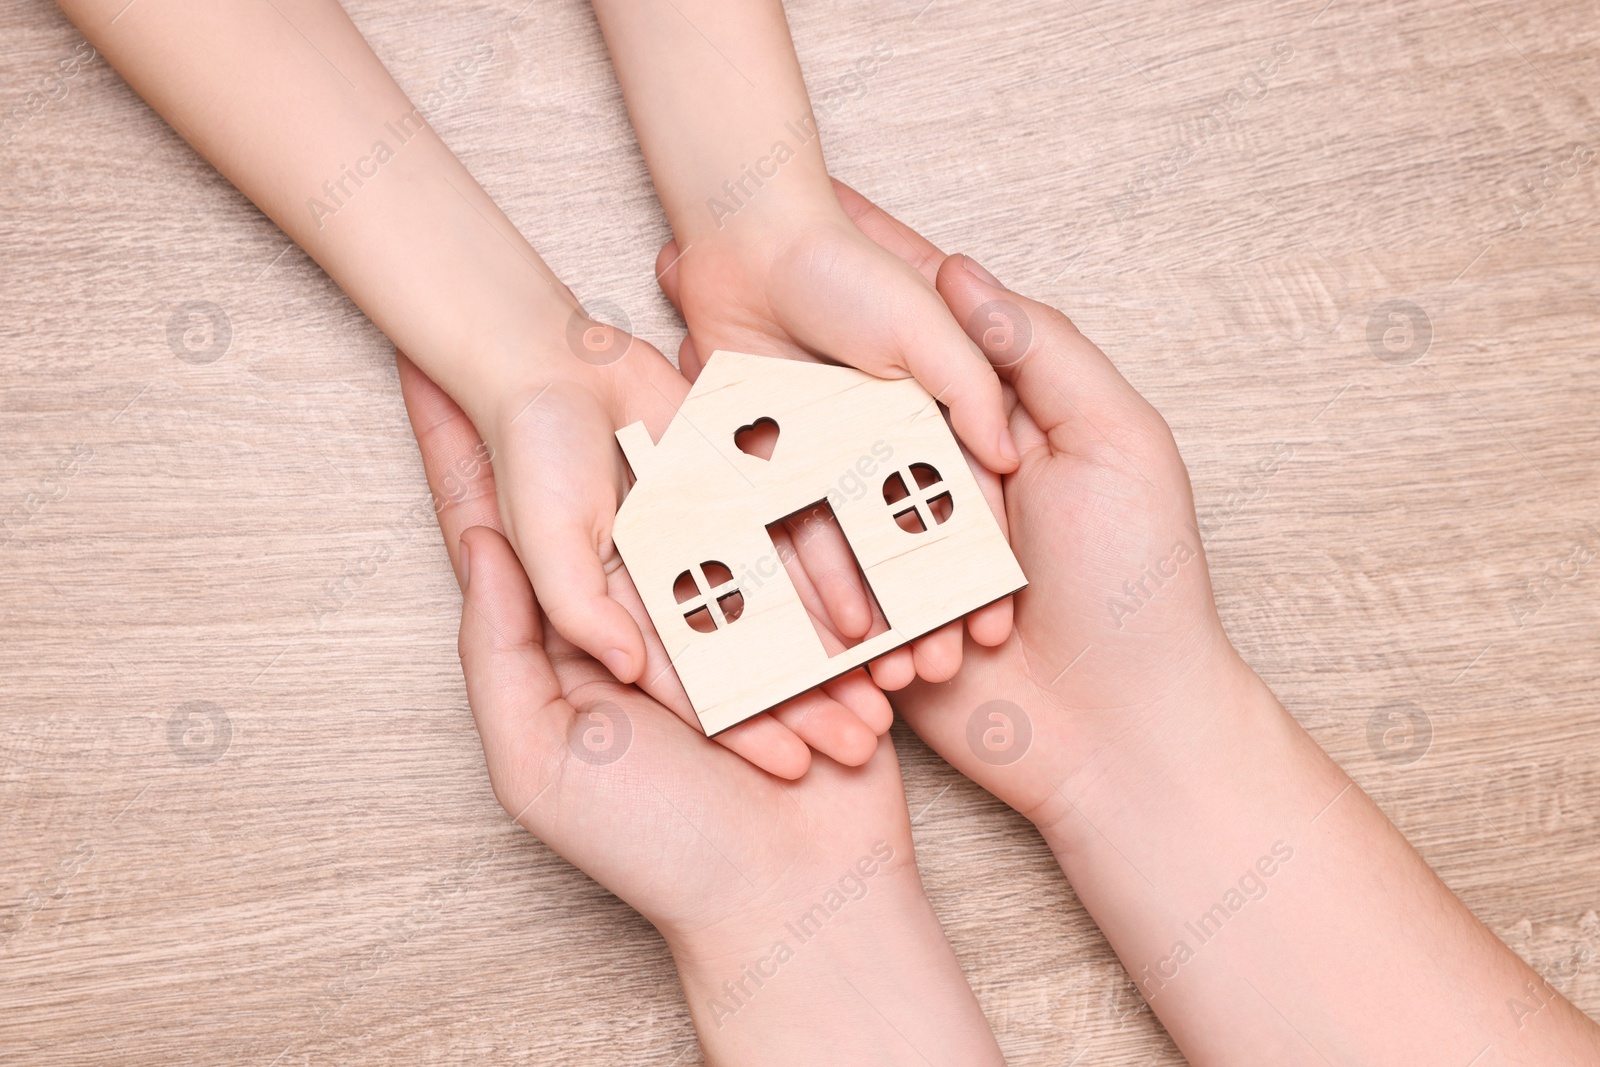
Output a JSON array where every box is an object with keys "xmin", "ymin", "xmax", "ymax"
[
  {"xmin": 655, "ymin": 186, "xmax": 1017, "ymax": 689},
  {"xmin": 401, "ymin": 350, "xmax": 891, "ymax": 779}
]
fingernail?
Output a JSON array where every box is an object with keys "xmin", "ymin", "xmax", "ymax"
[
  {"xmin": 997, "ymin": 426, "xmax": 1020, "ymax": 466},
  {"xmin": 962, "ymin": 254, "xmax": 1002, "ymax": 287},
  {"xmin": 458, "ymin": 536, "xmax": 472, "ymax": 591},
  {"xmin": 600, "ymin": 647, "xmax": 633, "ymax": 680}
]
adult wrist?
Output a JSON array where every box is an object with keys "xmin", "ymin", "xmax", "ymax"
[
  {"xmin": 663, "ymin": 844, "xmax": 1002, "ymax": 1065},
  {"xmin": 1031, "ymin": 653, "xmax": 1285, "ymax": 862}
]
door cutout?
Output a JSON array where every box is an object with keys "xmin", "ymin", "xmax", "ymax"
[{"xmin": 764, "ymin": 499, "xmax": 891, "ymax": 657}]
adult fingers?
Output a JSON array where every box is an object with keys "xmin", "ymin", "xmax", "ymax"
[
  {"xmin": 678, "ymin": 333, "xmax": 705, "ymax": 380},
  {"xmin": 868, "ymin": 646, "xmax": 917, "ymax": 691},
  {"xmin": 908, "ymin": 621, "xmax": 964, "ymax": 684},
  {"xmin": 455, "ymin": 525, "xmax": 570, "ymax": 826},
  {"xmin": 823, "ymin": 668, "xmax": 893, "ymax": 735},
  {"xmin": 935, "ymin": 254, "xmax": 1166, "ymax": 458},
  {"xmin": 767, "ymin": 686, "xmax": 880, "ymax": 767},
  {"xmin": 958, "ymin": 444, "xmax": 1015, "ymax": 646},
  {"xmin": 967, "ymin": 597, "xmax": 1015, "ymax": 647},
  {"xmin": 655, "ymin": 238, "xmax": 687, "ymax": 314},
  {"xmin": 830, "ymin": 178, "xmax": 946, "ymax": 284},
  {"xmin": 397, "ymin": 351, "xmax": 503, "ymax": 587},
  {"xmin": 781, "ymin": 502, "xmax": 873, "ymax": 640}
]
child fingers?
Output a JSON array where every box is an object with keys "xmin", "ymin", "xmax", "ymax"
[
  {"xmin": 784, "ymin": 505, "xmax": 874, "ymax": 641},
  {"xmin": 499, "ymin": 444, "xmax": 647, "ymax": 687},
  {"xmin": 768, "ymin": 688, "xmax": 880, "ymax": 767},
  {"xmin": 908, "ymin": 621, "xmax": 964, "ymax": 684},
  {"xmin": 895, "ymin": 303, "xmax": 1020, "ymax": 475},
  {"xmin": 708, "ymin": 714, "xmax": 813, "ymax": 780},
  {"xmin": 524, "ymin": 526, "xmax": 648, "ymax": 686},
  {"xmin": 826, "ymin": 185, "xmax": 1021, "ymax": 471},
  {"xmin": 938, "ymin": 370, "xmax": 1019, "ymax": 477},
  {"xmin": 600, "ymin": 559, "xmax": 701, "ymax": 722}
]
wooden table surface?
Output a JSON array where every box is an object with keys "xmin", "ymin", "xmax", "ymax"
[{"xmin": 3, "ymin": 0, "xmax": 1598, "ymax": 1062}]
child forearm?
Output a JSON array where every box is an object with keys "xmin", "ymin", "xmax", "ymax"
[
  {"xmin": 588, "ymin": 0, "xmax": 837, "ymax": 246},
  {"xmin": 54, "ymin": 0, "xmax": 576, "ymax": 424}
]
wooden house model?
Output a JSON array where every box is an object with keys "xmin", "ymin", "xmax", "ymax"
[{"xmin": 612, "ymin": 350, "xmax": 1026, "ymax": 735}]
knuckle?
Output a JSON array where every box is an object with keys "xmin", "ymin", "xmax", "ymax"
[
  {"xmin": 433, "ymin": 477, "xmax": 498, "ymax": 528},
  {"xmin": 1034, "ymin": 304, "xmax": 1083, "ymax": 346}
]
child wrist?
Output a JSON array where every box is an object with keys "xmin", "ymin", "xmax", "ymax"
[{"xmin": 674, "ymin": 167, "xmax": 843, "ymax": 252}]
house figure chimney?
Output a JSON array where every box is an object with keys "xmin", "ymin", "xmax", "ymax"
[{"xmin": 615, "ymin": 422, "xmax": 655, "ymax": 479}]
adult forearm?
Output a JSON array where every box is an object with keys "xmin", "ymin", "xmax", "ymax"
[
  {"xmin": 589, "ymin": 0, "xmax": 835, "ymax": 245},
  {"xmin": 54, "ymin": 0, "xmax": 573, "ymax": 421},
  {"xmin": 1039, "ymin": 663, "xmax": 1600, "ymax": 1065}
]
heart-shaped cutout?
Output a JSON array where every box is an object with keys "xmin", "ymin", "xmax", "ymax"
[{"xmin": 734, "ymin": 417, "xmax": 780, "ymax": 461}]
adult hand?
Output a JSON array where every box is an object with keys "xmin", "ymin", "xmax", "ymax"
[
  {"xmin": 886, "ymin": 249, "xmax": 1240, "ymax": 820},
  {"xmin": 404, "ymin": 356, "xmax": 1004, "ymax": 1065},
  {"xmin": 874, "ymin": 230, "xmax": 1600, "ymax": 1066}
]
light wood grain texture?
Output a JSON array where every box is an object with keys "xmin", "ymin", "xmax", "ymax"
[
  {"xmin": 614, "ymin": 350, "xmax": 1025, "ymax": 734},
  {"xmin": 1, "ymin": 0, "xmax": 1597, "ymax": 1063}
]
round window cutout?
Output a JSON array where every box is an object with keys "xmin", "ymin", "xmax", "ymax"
[
  {"xmin": 881, "ymin": 465, "xmax": 953, "ymax": 534},
  {"xmin": 672, "ymin": 561, "xmax": 742, "ymax": 632}
]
